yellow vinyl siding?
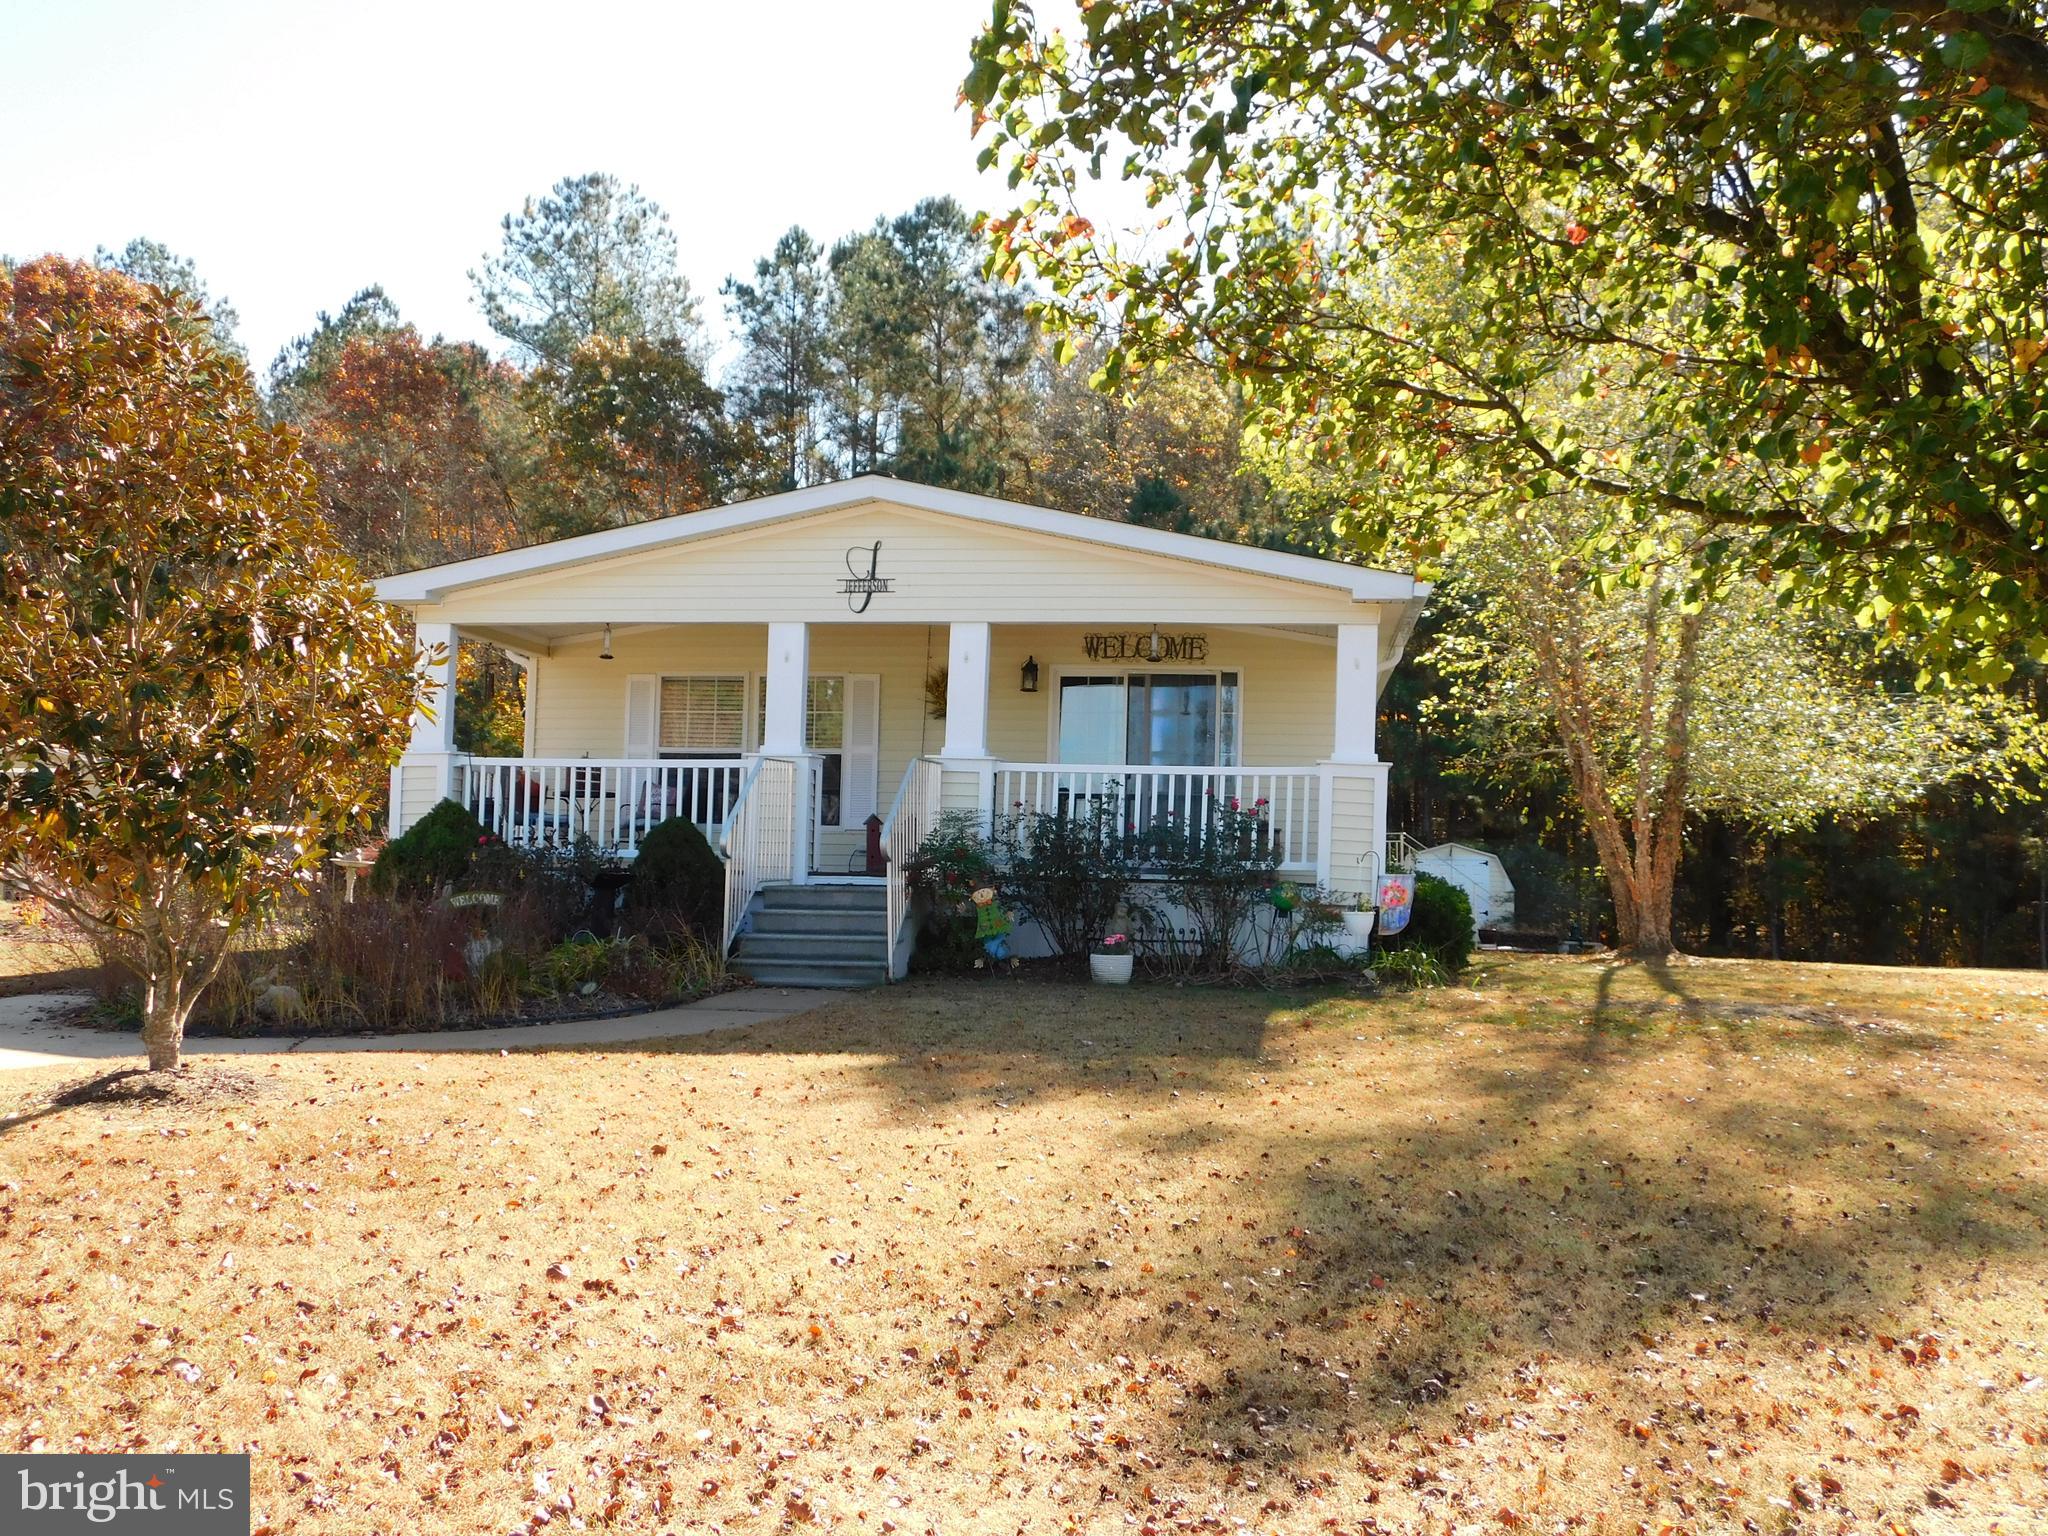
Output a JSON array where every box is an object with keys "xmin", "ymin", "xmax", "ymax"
[
  {"xmin": 395, "ymin": 763, "xmax": 442, "ymax": 834},
  {"xmin": 424, "ymin": 504, "xmax": 1378, "ymax": 629},
  {"xmin": 1324, "ymin": 772, "xmax": 1381, "ymax": 900},
  {"xmin": 984, "ymin": 625, "xmax": 1335, "ymax": 766}
]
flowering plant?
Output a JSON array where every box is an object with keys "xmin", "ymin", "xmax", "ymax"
[{"xmin": 1093, "ymin": 932, "xmax": 1130, "ymax": 955}]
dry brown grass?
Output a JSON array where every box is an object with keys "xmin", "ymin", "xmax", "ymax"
[{"xmin": 2, "ymin": 953, "xmax": 2045, "ymax": 1534}]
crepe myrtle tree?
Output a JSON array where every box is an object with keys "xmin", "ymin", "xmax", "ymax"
[
  {"xmin": 967, "ymin": 0, "xmax": 2048, "ymax": 687},
  {"xmin": 0, "ymin": 258, "xmax": 425, "ymax": 1070}
]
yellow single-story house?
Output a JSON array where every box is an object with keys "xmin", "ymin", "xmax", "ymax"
[{"xmin": 375, "ymin": 476, "xmax": 1429, "ymax": 983}]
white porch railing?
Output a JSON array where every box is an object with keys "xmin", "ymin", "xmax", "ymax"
[
  {"xmin": 453, "ymin": 756, "xmax": 745, "ymax": 854},
  {"xmin": 880, "ymin": 757, "xmax": 943, "ymax": 978},
  {"xmin": 993, "ymin": 763, "xmax": 1322, "ymax": 871},
  {"xmin": 720, "ymin": 756, "xmax": 798, "ymax": 950}
]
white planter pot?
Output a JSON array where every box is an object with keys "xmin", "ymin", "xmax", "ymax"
[
  {"xmin": 1338, "ymin": 909, "xmax": 1377, "ymax": 958},
  {"xmin": 1089, "ymin": 953, "xmax": 1134, "ymax": 985}
]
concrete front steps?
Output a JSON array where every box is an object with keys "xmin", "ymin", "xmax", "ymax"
[{"xmin": 731, "ymin": 882, "xmax": 889, "ymax": 988}]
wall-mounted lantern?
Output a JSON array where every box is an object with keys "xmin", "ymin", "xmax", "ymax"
[
  {"xmin": 599, "ymin": 623, "xmax": 614, "ymax": 661},
  {"xmin": 1020, "ymin": 656, "xmax": 1040, "ymax": 693}
]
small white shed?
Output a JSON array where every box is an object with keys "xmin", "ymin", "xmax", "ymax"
[{"xmin": 1413, "ymin": 842, "xmax": 1515, "ymax": 935}]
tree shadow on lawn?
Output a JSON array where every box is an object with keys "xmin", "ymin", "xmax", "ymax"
[
  {"xmin": 0, "ymin": 1061, "xmax": 271, "ymax": 1137},
  {"xmin": 875, "ymin": 1008, "xmax": 2044, "ymax": 1499},
  {"xmin": 568, "ymin": 976, "xmax": 1296, "ymax": 1116}
]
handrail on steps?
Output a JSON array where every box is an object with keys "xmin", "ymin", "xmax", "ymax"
[
  {"xmin": 717, "ymin": 756, "xmax": 768, "ymax": 861},
  {"xmin": 879, "ymin": 757, "xmax": 941, "ymax": 980},
  {"xmin": 719, "ymin": 756, "xmax": 799, "ymax": 953}
]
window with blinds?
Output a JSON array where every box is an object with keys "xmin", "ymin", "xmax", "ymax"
[
  {"xmin": 806, "ymin": 677, "xmax": 845, "ymax": 749},
  {"xmin": 659, "ymin": 676, "xmax": 746, "ymax": 753},
  {"xmin": 755, "ymin": 677, "xmax": 845, "ymax": 749}
]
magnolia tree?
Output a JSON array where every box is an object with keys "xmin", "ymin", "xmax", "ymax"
[{"xmin": 0, "ymin": 258, "xmax": 423, "ymax": 1070}]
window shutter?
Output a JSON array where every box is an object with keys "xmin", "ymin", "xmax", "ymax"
[
  {"xmin": 840, "ymin": 675, "xmax": 881, "ymax": 826},
  {"xmin": 623, "ymin": 675, "xmax": 658, "ymax": 758}
]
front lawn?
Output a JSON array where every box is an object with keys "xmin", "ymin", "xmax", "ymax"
[{"xmin": 2, "ymin": 954, "xmax": 2044, "ymax": 1532}]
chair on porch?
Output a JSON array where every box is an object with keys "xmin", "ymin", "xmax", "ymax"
[
  {"xmin": 481, "ymin": 767, "xmax": 570, "ymax": 846},
  {"xmin": 627, "ymin": 764, "xmax": 737, "ymax": 835}
]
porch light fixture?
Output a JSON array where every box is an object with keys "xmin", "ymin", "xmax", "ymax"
[
  {"xmin": 599, "ymin": 623, "xmax": 614, "ymax": 661},
  {"xmin": 1147, "ymin": 624, "xmax": 1164, "ymax": 663},
  {"xmin": 1020, "ymin": 656, "xmax": 1039, "ymax": 693}
]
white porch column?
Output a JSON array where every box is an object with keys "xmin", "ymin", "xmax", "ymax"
[
  {"xmin": 390, "ymin": 620, "xmax": 460, "ymax": 834},
  {"xmin": 939, "ymin": 621, "xmax": 996, "ymax": 826},
  {"xmin": 1331, "ymin": 620, "xmax": 1381, "ymax": 764},
  {"xmin": 761, "ymin": 621, "xmax": 810, "ymax": 754},
  {"xmin": 1319, "ymin": 619, "xmax": 1384, "ymax": 893},
  {"xmin": 760, "ymin": 621, "xmax": 813, "ymax": 880},
  {"xmin": 409, "ymin": 621, "xmax": 460, "ymax": 754},
  {"xmin": 940, "ymin": 622, "xmax": 991, "ymax": 759}
]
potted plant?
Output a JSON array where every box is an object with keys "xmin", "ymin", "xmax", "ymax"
[
  {"xmin": 1090, "ymin": 932, "xmax": 1134, "ymax": 984},
  {"xmin": 1340, "ymin": 893, "xmax": 1377, "ymax": 953}
]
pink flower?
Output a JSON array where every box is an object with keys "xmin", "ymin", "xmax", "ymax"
[{"xmin": 1229, "ymin": 797, "xmax": 1241, "ymax": 810}]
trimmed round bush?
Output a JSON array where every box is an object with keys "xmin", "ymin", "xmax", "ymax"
[
  {"xmin": 373, "ymin": 799, "xmax": 488, "ymax": 897},
  {"xmin": 625, "ymin": 816, "xmax": 726, "ymax": 939},
  {"xmin": 1384, "ymin": 871, "xmax": 1475, "ymax": 972}
]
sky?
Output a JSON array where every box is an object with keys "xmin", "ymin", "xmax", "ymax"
[{"xmin": 0, "ymin": 0, "xmax": 1109, "ymax": 371}]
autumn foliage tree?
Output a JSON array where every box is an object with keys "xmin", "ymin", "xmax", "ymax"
[
  {"xmin": 0, "ymin": 258, "xmax": 422, "ymax": 1070},
  {"xmin": 282, "ymin": 326, "xmax": 526, "ymax": 575},
  {"xmin": 531, "ymin": 335, "xmax": 740, "ymax": 532}
]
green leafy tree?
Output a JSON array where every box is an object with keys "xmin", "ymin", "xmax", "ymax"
[
  {"xmin": 881, "ymin": 196, "xmax": 1035, "ymax": 491},
  {"xmin": 0, "ymin": 258, "xmax": 422, "ymax": 1070},
  {"xmin": 968, "ymin": 0, "xmax": 2048, "ymax": 684},
  {"xmin": 1417, "ymin": 497, "xmax": 2033, "ymax": 955},
  {"xmin": 473, "ymin": 173, "xmax": 702, "ymax": 368},
  {"xmin": 725, "ymin": 227, "xmax": 833, "ymax": 491},
  {"xmin": 822, "ymin": 229, "xmax": 910, "ymax": 474}
]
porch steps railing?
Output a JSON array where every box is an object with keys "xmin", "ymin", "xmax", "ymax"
[
  {"xmin": 453, "ymin": 756, "xmax": 744, "ymax": 854},
  {"xmin": 720, "ymin": 756, "xmax": 798, "ymax": 951},
  {"xmin": 992, "ymin": 763, "xmax": 1321, "ymax": 871},
  {"xmin": 879, "ymin": 757, "xmax": 943, "ymax": 978},
  {"xmin": 1386, "ymin": 831, "xmax": 1425, "ymax": 873}
]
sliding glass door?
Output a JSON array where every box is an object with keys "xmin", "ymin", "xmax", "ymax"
[{"xmin": 1058, "ymin": 671, "xmax": 1239, "ymax": 767}]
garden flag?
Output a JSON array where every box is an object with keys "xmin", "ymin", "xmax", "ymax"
[{"xmin": 1376, "ymin": 875, "xmax": 1415, "ymax": 936}]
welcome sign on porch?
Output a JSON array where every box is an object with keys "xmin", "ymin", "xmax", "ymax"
[{"xmin": 1082, "ymin": 630, "xmax": 1209, "ymax": 662}]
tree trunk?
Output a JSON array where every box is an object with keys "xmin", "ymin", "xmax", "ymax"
[
  {"xmin": 1630, "ymin": 610, "xmax": 1703, "ymax": 961},
  {"xmin": 140, "ymin": 970, "xmax": 188, "ymax": 1072},
  {"xmin": 1525, "ymin": 572, "xmax": 1699, "ymax": 962}
]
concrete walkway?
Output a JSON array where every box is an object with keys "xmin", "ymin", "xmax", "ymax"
[{"xmin": 0, "ymin": 986, "xmax": 837, "ymax": 1072}]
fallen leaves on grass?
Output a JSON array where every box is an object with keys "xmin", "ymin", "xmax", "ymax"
[{"xmin": 0, "ymin": 954, "xmax": 2042, "ymax": 1533}]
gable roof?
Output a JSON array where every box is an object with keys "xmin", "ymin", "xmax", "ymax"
[{"xmin": 371, "ymin": 475, "xmax": 1427, "ymax": 606}]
